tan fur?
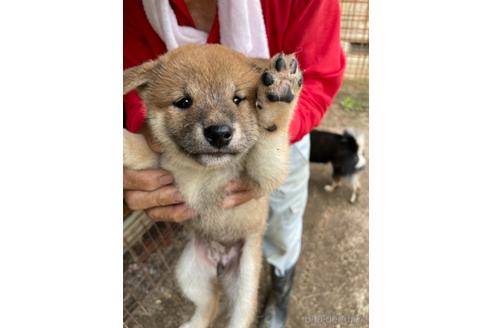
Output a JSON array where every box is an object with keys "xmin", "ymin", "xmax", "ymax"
[
  {"xmin": 123, "ymin": 129, "xmax": 159, "ymax": 170},
  {"xmin": 123, "ymin": 44, "xmax": 302, "ymax": 328}
]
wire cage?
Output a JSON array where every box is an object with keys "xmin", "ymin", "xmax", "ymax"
[
  {"xmin": 123, "ymin": 211, "xmax": 193, "ymax": 328},
  {"xmin": 123, "ymin": 1, "xmax": 369, "ymax": 327},
  {"xmin": 341, "ymin": 0, "xmax": 369, "ymax": 80}
]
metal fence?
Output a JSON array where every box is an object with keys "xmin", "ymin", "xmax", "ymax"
[
  {"xmin": 341, "ymin": 0, "xmax": 369, "ymax": 80},
  {"xmin": 123, "ymin": 212, "xmax": 191, "ymax": 328}
]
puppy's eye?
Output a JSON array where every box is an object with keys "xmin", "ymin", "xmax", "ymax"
[
  {"xmin": 233, "ymin": 96, "xmax": 244, "ymax": 106},
  {"xmin": 173, "ymin": 97, "xmax": 193, "ymax": 109}
]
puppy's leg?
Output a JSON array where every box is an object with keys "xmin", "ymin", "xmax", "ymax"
[
  {"xmin": 123, "ymin": 129, "xmax": 160, "ymax": 170},
  {"xmin": 222, "ymin": 233, "xmax": 263, "ymax": 328},
  {"xmin": 324, "ymin": 176, "xmax": 342, "ymax": 193},
  {"xmin": 245, "ymin": 54, "xmax": 303, "ymax": 196},
  {"xmin": 176, "ymin": 236, "xmax": 220, "ymax": 328},
  {"xmin": 349, "ymin": 174, "xmax": 361, "ymax": 204}
]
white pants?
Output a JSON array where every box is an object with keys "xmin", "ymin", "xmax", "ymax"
[{"xmin": 263, "ymin": 134, "xmax": 311, "ymax": 277}]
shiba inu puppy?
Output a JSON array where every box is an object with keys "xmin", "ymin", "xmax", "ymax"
[{"xmin": 123, "ymin": 44, "xmax": 302, "ymax": 328}]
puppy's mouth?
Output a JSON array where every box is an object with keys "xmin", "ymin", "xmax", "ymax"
[{"xmin": 191, "ymin": 151, "xmax": 240, "ymax": 167}]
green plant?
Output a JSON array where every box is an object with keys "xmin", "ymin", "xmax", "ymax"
[{"xmin": 341, "ymin": 96, "xmax": 355, "ymax": 111}]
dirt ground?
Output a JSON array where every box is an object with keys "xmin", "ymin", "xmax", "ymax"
[
  {"xmin": 286, "ymin": 80, "xmax": 369, "ymax": 328},
  {"xmin": 126, "ymin": 80, "xmax": 369, "ymax": 328}
]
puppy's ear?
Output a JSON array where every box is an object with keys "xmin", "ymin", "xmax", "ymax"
[{"xmin": 123, "ymin": 60, "xmax": 156, "ymax": 95}]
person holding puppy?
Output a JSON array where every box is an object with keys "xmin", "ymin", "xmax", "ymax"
[{"xmin": 123, "ymin": 0, "xmax": 345, "ymax": 326}]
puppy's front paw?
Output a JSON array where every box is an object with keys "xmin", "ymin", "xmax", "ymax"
[
  {"xmin": 256, "ymin": 54, "xmax": 302, "ymax": 131},
  {"xmin": 258, "ymin": 53, "xmax": 302, "ymax": 105}
]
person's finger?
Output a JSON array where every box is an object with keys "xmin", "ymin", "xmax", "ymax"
[
  {"xmin": 222, "ymin": 190, "xmax": 256, "ymax": 209},
  {"xmin": 123, "ymin": 168, "xmax": 174, "ymax": 191},
  {"xmin": 124, "ymin": 185, "xmax": 184, "ymax": 210},
  {"xmin": 146, "ymin": 204, "xmax": 196, "ymax": 223},
  {"xmin": 225, "ymin": 179, "xmax": 250, "ymax": 193}
]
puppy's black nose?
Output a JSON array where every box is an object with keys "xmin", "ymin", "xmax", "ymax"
[{"xmin": 204, "ymin": 125, "xmax": 233, "ymax": 148}]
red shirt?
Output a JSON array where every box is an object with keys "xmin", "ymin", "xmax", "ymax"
[{"xmin": 124, "ymin": 0, "xmax": 345, "ymax": 143}]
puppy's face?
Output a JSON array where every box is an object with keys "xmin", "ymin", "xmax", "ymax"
[{"xmin": 124, "ymin": 45, "xmax": 260, "ymax": 167}]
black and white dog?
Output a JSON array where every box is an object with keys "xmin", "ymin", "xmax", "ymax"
[{"xmin": 310, "ymin": 128, "xmax": 366, "ymax": 203}]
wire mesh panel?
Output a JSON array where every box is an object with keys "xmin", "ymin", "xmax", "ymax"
[
  {"xmin": 341, "ymin": 0, "xmax": 369, "ymax": 80},
  {"xmin": 123, "ymin": 212, "xmax": 192, "ymax": 328}
]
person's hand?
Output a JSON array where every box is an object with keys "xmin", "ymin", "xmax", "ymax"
[
  {"xmin": 123, "ymin": 168, "xmax": 196, "ymax": 222},
  {"xmin": 222, "ymin": 180, "xmax": 260, "ymax": 209},
  {"xmin": 124, "ymin": 124, "xmax": 194, "ymax": 222},
  {"xmin": 125, "ymin": 125, "xmax": 256, "ymax": 218}
]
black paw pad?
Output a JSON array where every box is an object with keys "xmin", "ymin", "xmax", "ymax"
[
  {"xmin": 267, "ymin": 92, "xmax": 280, "ymax": 102},
  {"xmin": 267, "ymin": 88, "xmax": 294, "ymax": 103},
  {"xmin": 275, "ymin": 55, "xmax": 287, "ymax": 72},
  {"xmin": 261, "ymin": 71, "xmax": 274, "ymax": 86},
  {"xmin": 283, "ymin": 88, "xmax": 294, "ymax": 102},
  {"xmin": 290, "ymin": 59, "xmax": 298, "ymax": 74},
  {"xmin": 266, "ymin": 125, "xmax": 278, "ymax": 132},
  {"xmin": 298, "ymin": 73, "xmax": 303, "ymax": 87}
]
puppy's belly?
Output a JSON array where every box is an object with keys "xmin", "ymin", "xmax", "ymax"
[
  {"xmin": 193, "ymin": 236, "xmax": 244, "ymax": 275},
  {"xmin": 188, "ymin": 197, "xmax": 269, "ymax": 243}
]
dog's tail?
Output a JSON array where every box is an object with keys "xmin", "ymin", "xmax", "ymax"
[{"xmin": 343, "ymin": 127, "xmax": 365, "ymax": 149}]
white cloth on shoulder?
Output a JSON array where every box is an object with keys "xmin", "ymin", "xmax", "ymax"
[{"xmin": 141, "ymin": 0, "xmax": 270, "ymax": 58}]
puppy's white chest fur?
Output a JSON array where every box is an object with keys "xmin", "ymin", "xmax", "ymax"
[{"xmin": 160, "ymin": 152, "xmax": 241, "ymax": 212}]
